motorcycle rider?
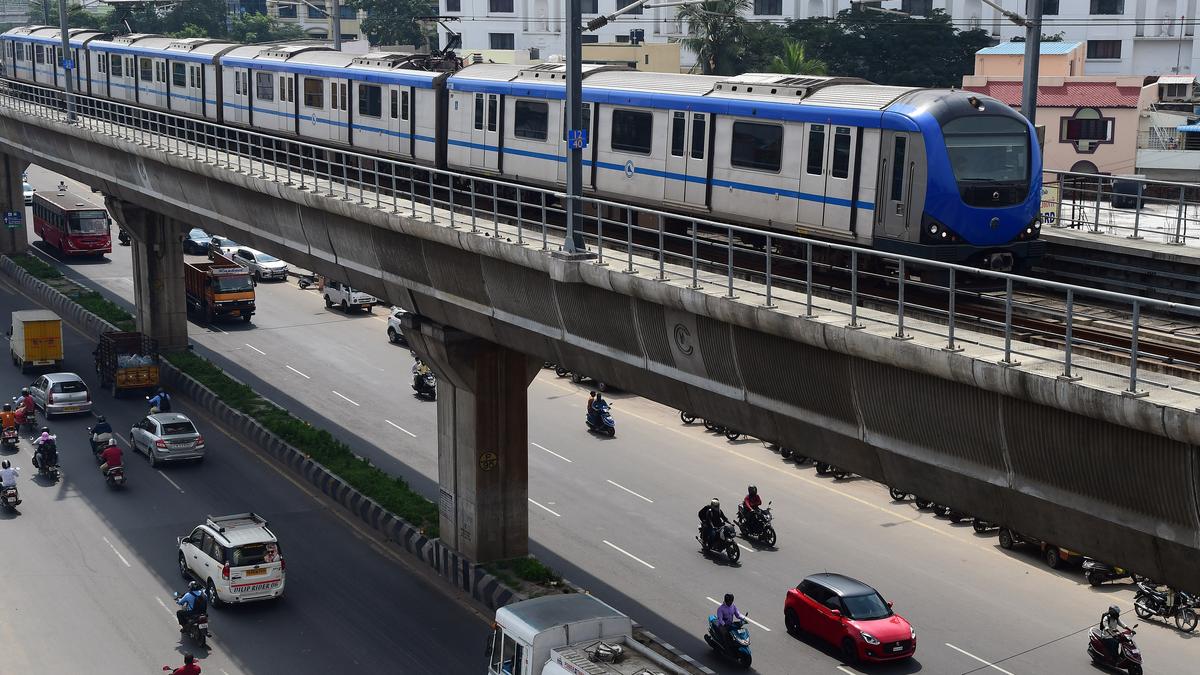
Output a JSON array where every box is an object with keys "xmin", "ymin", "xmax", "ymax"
[
  {"xmin": 15, "ymin": 388, "xmax": 34, "ymax": 424},
  {"xmin": 0, "ymin": 460, "xmax": 19, "ymax": 504},
  {"xmin": 166, "ymin": 653, "xmax": 201, "ymax": 675},
  {"xmin": 740, "ymin": 485, "xmax": 764, "ymax": 532},
  {"xmin": 90, "ymin": 415, "xmax": 113, "ymax": 451},
  {"xmin": 0, "ymin": 403, "xmax": 16, "ymax": 431},
  {"xmin": 175, "ymin": 581, "xmax": 208, "ymax": 631},
  {"xmin": 98, "ymin": 438, "xmax": 123, "ymax": 474},
  {"xmin": 147, "ymin": 388, "xmax": 172, "ymax": 413},
  {"xmin": 412, "ymin": 359, "xmax": 434, "ymax": 393},
  {"xmin": 32, "ymin": 427, "xmax": 57, "ymax": 472},
  {"xmin": 1100, "ymin": 604, "xmax": 1130, "ymax": 658},
  {"xmin": 716, "ymin": 593, "xmax": 747, "ymax": 648},
  {"xmin": 698, "ymin": 498, "xmax": 730, "ymax": 549}
]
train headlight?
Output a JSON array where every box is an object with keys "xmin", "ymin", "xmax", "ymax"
[{"xmin": 921, "ymin": 215, "xmax": 960, "ymax": 244}]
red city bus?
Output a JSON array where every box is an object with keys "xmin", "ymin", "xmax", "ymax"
[{"xmin": 32, "ymin": 190, "xmax": 112, "ymax": 256}]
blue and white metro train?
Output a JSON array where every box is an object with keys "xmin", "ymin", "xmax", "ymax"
[{"xmin": 2, "ymin": 26, "xmax": 1044, "ymax": 270}]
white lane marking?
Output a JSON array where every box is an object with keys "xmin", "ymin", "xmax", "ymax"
[
  {"xmin": 286, "ymin": 365, "xmax": 311, "ymax": 379},
  {"xmin": 386, "ymin": 420, "xmax": 417, "ymax": 438},
  {"xmin": 602, "ymin": 540, "xmax": 656, "ymax": 569},
  {"xmin": 528, "ymin": 498, "xmax": 561, "ymax": 517},
  {"xmin": 155, "ymin": 597, "xmax": 173, "ymax": 615},
  {"xmin": 836, "ymin": 667, "xmax": 857, "ymax": 675},
  {"xmin": 157, "ymin": 470, "xmax": 185, "ymax": 494},
  {"xmin": 736, "ymin": 542, "xmax": 753, "ymax": 552},
  {"xmin": 114, "ymin": 432, "xmax": 129, "ymax": 446},
  {"xmin": 705, "ymin": 596, "xmax": 772, "ymax": 632},
  {"xmin": 244, "ymin": 343, "xmax": 266, "ymax": 356},
  {"xmin": 209, "ymin": 323, "xmax": 227, "ymax": 335},
  {"xmin": 101, "ymin": 536, "xmax": 131, "ymax": 568},
  {"xmin": 605, "ymin": 479, "xmax": 653, "ymax": 503},
  {"xmin": 532, "ymin": 442, "xmax": 573, "ymax": 463},
  {"xmin": 332, "ymin": 390, "xmax": 360, "ymax": 406},
  {"xmin": 945, "ymin": 643, "xmax": 1016, "ymax": 675}
]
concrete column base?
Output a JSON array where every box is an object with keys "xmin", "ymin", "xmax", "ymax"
[
  {"xmin": 403, "ymin": 315, "xmax": 539, "ymax": 563},
  {"xmin": 0, "ymin": 154, "xmax": 29, "ymax": 255},
  {"xmin": 105, "ymin": 198, "xmax": 188, "ymax": 351}
]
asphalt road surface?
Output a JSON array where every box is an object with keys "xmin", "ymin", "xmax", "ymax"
[{"xmin": 20, "ymin": 166, "xmax": 1200, "ymax": 674}]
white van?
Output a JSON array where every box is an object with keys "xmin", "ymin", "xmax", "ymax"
[
  {"xmin": 322, "ymin": 279, "xmax": 377, "ymax": 313},
  {"xmin": 177, "ymin": 513, "xmax": 285, "ymax": 606}
]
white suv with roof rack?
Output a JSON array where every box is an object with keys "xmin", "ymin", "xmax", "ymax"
[{"xmin": 177, "ymin": 513, "xmax": 285, "ymax": 607}]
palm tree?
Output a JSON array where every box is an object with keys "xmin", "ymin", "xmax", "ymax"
[
  {"xmin": 676, "ymin": 0, "xmax": 751, "ymax": 76},
  {"xmin": 769, "ymin": 40, "xmax": 827, "ymax": 75}
]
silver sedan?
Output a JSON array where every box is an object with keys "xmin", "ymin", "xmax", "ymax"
[{"xmin": 129, "ymin": 413, "xmax": 206, "ymax": 467}]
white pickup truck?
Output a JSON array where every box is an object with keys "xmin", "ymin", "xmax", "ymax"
[
  {"xmin": 487, "ymin": 594, "xmax": 699, "ymax": 675},
  {"xmin": 321, "ymin": 279, "xmax": 377, "ymax": 313}
]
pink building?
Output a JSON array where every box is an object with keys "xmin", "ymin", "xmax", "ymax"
[{"xmin": 973, "ymin": 41, "xmax": 1086, "ymax": 78}]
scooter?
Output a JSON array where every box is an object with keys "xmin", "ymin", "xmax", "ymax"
[
  {"xmin": 173, "ymin": 592, "xmax": 210, "ymax": 648},
  {"xmin": 297, "ymin": 273, "xmax": 316, "ymax": 289},
  {"xmin": 0, "ymin": 425, "xmax": 18, "ymax": 451},
  {"xmin": 585, "ymin": 402, "xmax": 615, "ymax": 437},
  {"xmin": 698, "ymin": 523, "xmax": 741, "ymax": 563},
  {"xmin": 1083, "ymin": 558, "xmax": 1139, "ymax": 587},
  {"xmin": 1086, "ymin": 624, "xmax": 1142, "ymax": 675},
  {"xmin": 704, "ymin": 615, "xmax": 752, "ymax": 669},
  {"xmin": 87, "ymin": 427, "xmax": 113, "ymax": 455},
  {"xmin": 1, "ymin": 484, "xmax": 20, "ymax": 509},
  {"xmin": 32, "ymin": 443, "xmax": 59, "ymax": 482},
  {"xmin": 103, "ymin": 464, "xmax": 126, "ymax": 489},
  {"xmin": 736, "ymin": 502, "xmax": 777, "ymax": 547},
  {"xmin": 412, "ymin": 372, "xmax": 437, "ymax": 401}
]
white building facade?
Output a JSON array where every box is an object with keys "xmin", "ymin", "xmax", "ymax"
[{"xmin": 439, "ymin": 0, "xmax": 1199, "ymax": 75}]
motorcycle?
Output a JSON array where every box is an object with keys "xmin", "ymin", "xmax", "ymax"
[
  {"xmin": 1134, "ymin": 582, "xmax": 1198, "ymax": 632},
  {"xmin": 87, "ymin": 427, "xmax": 113, "ymax": 455},
  {"xmin": 698, "ymin": 523, "xmax": 741, "ymax": 563},
  {"xmin": 32, "ymin": 443, "xmax": 59, "ymax": 482},
  {"xmin": 297, "ymin": 273, "xmax": 316, "ymax": 289},
  {"xmin": 816, "ymin": 462, "xmax": 851, "ymax": 480},
  {"xmin": 1086, "ymin": 624, "xmax": 1142, "ymax": 675},
  {"xmin": 1, "ymin": 426, "xmax": 18, "ymax": 452},
  {"xmin": 1083, "ymin": 558, "xmax": 1139, "ymax": 587},
  {"xmin": 586, "ymin": 402, "xmax": 615, "ymax": 437},
  {"xmin": 702, "ymin": 420, "xmax": 742, "ymax": 442},
  {"xmin": 1, "ymin": 484, "xmax": 20, "ymax": 509},
  {"xmin": 888, "ymin": 487, "xmax": 910, "ymax": 501},
  {"xmin": 680, "ymin": 411, "xmax": 696, "ymax": 425},
  {"xmin": 704, "ymin": 615, "xmax": 752, "ymax": 669},
  {"xmin": 103, "ymin": 465, "xmax": 126, "ymax": 488},
  {"xmin": 736, "ymin": 502, "xmax": 777, "ymax": 547},
  {"xmin": 173, "ymin": 592, "xmax": 210, "ymax": 648},
  {"xmin": 972, "ymin": 518, "xmax": 997, "ymax": 533},
  {"xmin": 412, "ymin": 371, "xmax": 437, "ymax": 401}
]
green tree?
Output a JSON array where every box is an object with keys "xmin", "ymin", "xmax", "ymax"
[
  {"xmin": 347, "ymin": 0, "xmax": 434, "ymax": 48},
  {"xmin": 28, "ymin": 0, "xmax": 106, "ymax": 29},
  {"xmin": 733, "ymin": 21, "xmax": 789, "ymax": 73},
  {"xmin": 228, "ymin": 12, "xmax": 306, "ymax": 43},
  {"xmin": 676, "ymin": 0, "xmax": 750, "ymax": 75},
  {"xmin": 769, "ymin": 39, "xmax": 826, "ymax": 75}
]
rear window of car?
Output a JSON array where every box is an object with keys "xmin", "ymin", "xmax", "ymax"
[
  {"xmin": 52, "ymin": 381, "xmax": 86, "ymax": 393},
  {"xmin": 231, "ymin": 541, "xmax": 281, "ymax": 567},
  {"xmin": 161, "ymin": 421, "xmax": 196, "ymax": 435}
]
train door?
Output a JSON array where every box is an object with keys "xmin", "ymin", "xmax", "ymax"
[
  {"xmin": 469, "ymin": 92, "xmax": 499, "ymax": 171},
  {"xmin": 821, "ymin": 125, "xmax": 856, "ymax": 232},
  {"xmin": 328, "ymin": 78, "xmax": 349, "ymax": 144},
  {"xmin": 879, "ymin": 131, "xmax": 913, "ymax": 239},
  {"xmin": 557, "ymin": 101, "xmax": 592, "ymax": 186},
  {"xmin": 798, "ymin": 123, "xmax": 827, "ymax": 228},
  {"xmin": 664, "ymin": 111, "xmax": 709, "ymax": 207}
]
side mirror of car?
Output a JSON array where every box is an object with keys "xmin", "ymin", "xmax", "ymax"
[
  {"xmin": 887, "ymin": 601, "xmax": 893, "ymax": 608},
  {"xmin": 830, "ymin": 609, "xmax": 841, "ymax": 617}
]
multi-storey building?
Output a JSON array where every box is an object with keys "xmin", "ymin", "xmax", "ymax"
[
  {"xmin": 267, "ymin": 0, "xmax": 366, "ymax": 43},
  {"xmin": 437, "ymin": 1, "xmax": 1199, "ymax": 75}
]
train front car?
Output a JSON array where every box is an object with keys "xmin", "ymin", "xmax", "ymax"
[{"xmin": 879, "ymin": 90, "xmax": 1042, "ymax": 274}]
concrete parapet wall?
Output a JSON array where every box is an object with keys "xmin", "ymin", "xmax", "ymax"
[{"xmin": 1, "ymin": 107, "xmax": 1198, "ymax": 589}]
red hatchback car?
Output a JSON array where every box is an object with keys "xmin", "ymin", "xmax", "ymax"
[{"xmin": 784, "ymin": 573, "xmax": 916, "ymax": 663}]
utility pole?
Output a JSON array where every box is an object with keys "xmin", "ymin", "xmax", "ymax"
[
  {"xmin": 58, "ymin": 0, "xmax": 76, "ymax": 123},
  {"xmin": 1019, "ymin": 0, "xmax": 1042, "ymax": 124},
  {"xmin": 331, "ymin": 0, "xmax": 342, "ymax": 50},
  {"xmin": 563, "ymin": 0, "xmax": 584, "ymax": 253}
]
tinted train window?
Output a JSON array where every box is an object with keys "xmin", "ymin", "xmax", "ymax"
[
  {"xmin": 303, "ymin": 77, "xmax": 323, "ymax": 108},
  {"xmin": 611, "ymin": 109, "xmax": 653, "ymax": 155},
  {"xmin": 401, "ymin": 91, "xmax": 410, "ymax": 120},
  {"xmin": 390, "ymin": 90, "xmax": 399, "ymax": 119},
  {"xmin": 731, "ymin": 121, "xmax": 783, "ymax": 172},
  {"xmin": 487, "ymin": 95, "xmax": 497, "ymax": 132},
  {"xmin": 832, "ymin": 126, "xmax": 852, "ymax": 179},
  {"xmin": 670, "ymin": 112, "xmax": 685, "ymax": 157},
  {"xmin": 256, "ymin": 72, "xmax": 274, "ymax": 101},
  {"xmin": 691, "ymin": 114, "xmax": 706, "ymax": 159},
  {"xmin": 942, "ymin": 115, "xmax": 1029, "ymax": 184},
  {"xmin": 561, "ymin": 102, "xmax": 591, "ymax": 141},
  {"xmin": 34, "ymin": 45, "xmax": 43, "ymax": 64},
  {"xmin": 140, "ymin": 58, "xmax": 153, "ymax": 82},
  {"xmin": 514, "ymin": 100, "xmax": 549, "ymax": 141},
  {"xmin": 890, "ymin": 136, "xmax": 907, "ymax": 201},
  {"xmin": 359, "ymin": 84, "xmax": 382, "ymax": 118},
  {"xmin": 806, "ymin": 125, "xmax": 825, "ymax": 175},
  {"xmin": 474, "ymin": 93, "xmax": 484, "ymax": 130},
  {"xmin": 172, "ymin": 62, "xmax": 186, "ymax": 87}
]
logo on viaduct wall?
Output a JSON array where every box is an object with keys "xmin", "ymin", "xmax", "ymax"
[
  {"xmin": 478, "ymin": 451, "xmax": 498, "ymax": 472},
  {"xmin": 673, "ymin": 323, "xmax": 694, "ymax": 357}
]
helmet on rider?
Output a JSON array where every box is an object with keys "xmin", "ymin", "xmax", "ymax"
[
  {"xmin": 1107, "ymin": 605, "xmax": 1121, "ymax": 620},
  {"xmin": 723, "ymin": 593, "xmax": 735, "ymax": 604},
  {"xmin": 20, "ymin": 388, "xmax": 28, "ymax": 395},
  {"xmin": 96, "ymin": 415, "xmax": 105, "ymax": 423},
  {"xmin": 189, "ymin": 580, "xmax": 202, "ymax": 592},
  {"xmin": 747, "ymin": 485, "xmax": 757, "ymax": 496},
  {"xmin": 1, "ymin": 404, "xmax": 9, "ymax": 412},
  {"xmin": 1, "ymin": 460, "xmax": 9, "ymax": 469},
  {"xmin": 107, "ymin": 438, "xmax": 118, "ymax": 447},
  {"xmin": 40, "ymin": 426, "xmax": 49, "ymax": 434},
  {"xmin": 710, "ymin": 498, "xmax": 720, "ymax": 508}
]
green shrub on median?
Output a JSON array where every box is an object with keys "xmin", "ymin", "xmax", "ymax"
[
  {"xmin": 12, "ymin": 253, "xmax": 63, "ymax": 280},
  {"xmin": 164, "ymin": 349, "xmax": 441, "ymax": 538},
  {"xmin": 12, "ymin": 255, "xmax": 135, "ymax": 331}
]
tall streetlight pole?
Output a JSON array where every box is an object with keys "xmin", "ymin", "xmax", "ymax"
[
  {"xmin": 1019, "ymin": 0, "xmax": 1042, "ymax": 124},
  {"xmin": 58, "ymin": 0, "xmax": 76, "ymax": 123},
  {"xmin": 331, "ymin": 0, "xmax": 342, "ymax": 50}
]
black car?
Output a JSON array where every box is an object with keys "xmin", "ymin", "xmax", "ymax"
[{"xmin": 182, "ymin": 228, "xmax": 212, "ymax": 255}]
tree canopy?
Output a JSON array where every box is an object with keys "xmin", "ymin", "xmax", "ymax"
[
  {"xmin": 346, "ymin": 0, "xmax": 435, "ymax": 48},
  {"xmin": 27, "ymin": 0, "xmax": 305, "ymax": 44},
  {"xmin": 676, "ymin": 0, "xmax": 751, "ymax": 75}
]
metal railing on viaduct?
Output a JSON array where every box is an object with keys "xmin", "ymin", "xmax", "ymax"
[{"xmin": 2, "ymin": 80, "xmax": 1200, "ymax": 589}]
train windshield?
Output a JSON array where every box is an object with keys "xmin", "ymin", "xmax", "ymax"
[
  {"xmin": 69, "ymin": 211, "xmax": 108, "ymax": 235},
  {"xmin": 942, "ymin": 116, "xmax": 1029, "ymax": 185}
]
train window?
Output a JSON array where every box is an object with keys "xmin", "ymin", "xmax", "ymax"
[
  {"xmin": 670, "ymin": 112, "xmax": 685, "ymax": 157},
  {"xmin": 329, "ymin": 82, "xmax": 336, "ymax": 108},
  {"xmin": 110, "ymin": 54, "xmax": 122, "ymax": 78},
  {"xmin": 340, "ymin": 83, "xmax": 348, "ymax": 111},
  {"xmin": 890, "ymin": 136, "xmax": 907, "ymax": 201},
  {"xmin": 191, "ymin": 66, "xmax": 199, "ymax": 88},
  {"xmin": 126, "ymin": 58, "xmax": 134, "ymax": 77},
  {"xmin": 172, "ymin": 62, "xmax": 186, "ymax": 87},
  {"xmin": 832, "ymin": 126, "xmax": 852, "ymax": 179},
  {"xmin": 401, "ymin": 91, "xmax": 410, "ymax": 120},
  {"xmin": 256, "ymin": 72, "xmax": 274, "ymax": 102},
  {"xmin": 487, "ymin": 95, "xmax": 498, "ymax": 132},
  {"xmin": 139, "ymin": 58, "xmax": 153, "ymax": 82},
  {"xmin": 611, "ymin": 109, "xmax": 653, "ymax": 155},
  {"xmin": 474, "ymin": 93, "xmax": 484, "ymax": 130},
  {"xmin": 34, "ymin": 45, "xmax": 44, "ymax": 64},
  {"xmin": 288, "ymin": 78, "xmax": 295, "ymax": 103},
  {"xmin": 806, "ymin": 124, "xmax": 825, "ymax": 175},
  {"xmin": 514, "ymin": 100, "xmax": 549, "ymax": 141},
  {"xmin": 359, "ymin": 84, "xmax": 382, "ymax": 118},
  {"xmin": 390, "ymin": 90, "xmax": 399, "ymax": 119},
  {"xmin": 731, "ymin": 121, "xmax": 783, "ymax": 172},
  {"xmin": 98, "ymin": 54, "xmax": 107, "ymax": 75},
  {"xmin": 562, "ymin": 102, "xmax": 591, "ymax": 141},
  {"xmin": 303, "ymin": 77, "xmax": 324, "ymax": 108},
  {"xmin": 280, "ymin": 76, "xmax": 286, "ymax": 101},
  {"xmin": 157, "ymin": 61, "xmax": 167, "ymax": 83},
  {"xmin": 691, "ymin": 114, "xmax": 706, "ymax": 159}
]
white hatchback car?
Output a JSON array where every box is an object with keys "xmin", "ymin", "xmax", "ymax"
[
  {"xmin": 130, "ymin": 413, "xmax": 205, "ymax": 466},
  {"xmin": 178, "ymin": 513, "xmax": 285, "ymax": 607}
]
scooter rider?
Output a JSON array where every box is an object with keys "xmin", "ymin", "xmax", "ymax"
[
  {"xmin": 698, "ymin": 498, "xmax": 729, "ymax": 548},
  {"xmin": 91, "ymin": 415, "xmax": 113, "ymax": 438},
  {"xmin": 175, "ymin": 581, "xmax": 208, "ymax": 631},
  {"xmin": 1100, "ymin": 604, "xmax": 1130, "ymax": 657},
  {"xmin": 0, "ymin": 403, "xmax": 16, "ymax": 431},
  {"xmin": 165, "ymin": 653, "xmax": 201, "ymax": 675},
  {"xmin": 98, "ymin": 438, "xmax": 123, "ymax": 474},
  {"xmin": 16, "ymin": 388, "xmax": 34, "ymax": 422},
  {"xmin": 32, "ymin": 427, "xmax": 57, "ymax": 471},
  {"xmin": 0, "ymin": 459, "xmax": 20, "ymax": 502},
  {"xmin": 716, "ymin": 593, "xmax": 747, "ymax": 648},
  {"xmin": 147, "ymin": 388, "xmax": 172, "ymax": 413}
]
